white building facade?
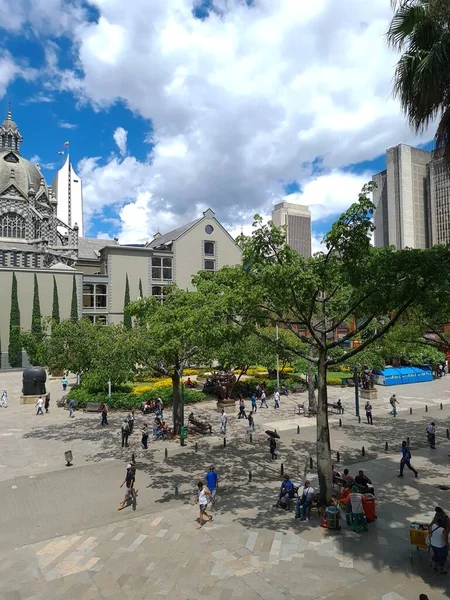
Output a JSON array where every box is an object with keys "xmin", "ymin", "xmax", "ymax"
[{"xmin": 52, "ymin": 154, "xmax": 84, "ymax": 237}]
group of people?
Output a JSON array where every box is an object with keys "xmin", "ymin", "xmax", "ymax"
[
  {"xmin": 273, "ymin": 475, "xmax": 315, "ymax": 520},
  {"xmin": 142, "ymin": 397, "xmax": 165, "ymax": 417},
  {"xmin": 36, "ymin": 395, "xmax": 50, "ymax": 415}
]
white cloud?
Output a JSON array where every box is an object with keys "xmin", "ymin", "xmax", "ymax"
[
  {"xmin": 9, "ymin": 0, "xmax": 432, "ymax": 239},
  {"xmin": 0, "ymin": 51, "xmax": 36, "ymax": 99},
  {"xmin": 30, "ymin": 155, "xmax": 40, "ymax": 165},
  {"xmin": 58, "ymin": 120, "xmax": 77, "ymax": 129},
  {"xmin": 113, "ymin": 127, "xmax": 128, "ymax": 156}
]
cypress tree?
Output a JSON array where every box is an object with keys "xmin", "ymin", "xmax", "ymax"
[
  {"xmin": 0, "ymin": 335, "xmax": 2, "ymax": 369},
  {"xmin": 70, "ymin": 275, "xmax": 78, "ymax": 322},
  {"xmin": 52, "ymin": 275, "xmax": 60, "ymax": 326},
  {"xmin": 8, "ymin": 272, "xmax": 22, "ymax": 368},
  {"xmin": 139, "ymin": 278, "xmax": 143, "ymax": 299},
  {"xmin": 31, "ymin": 274, "xmax": 43, "ymax": 343},
  {"xmin": 123, "ymin": 274, "xmax": 132, "ymax": 329}
]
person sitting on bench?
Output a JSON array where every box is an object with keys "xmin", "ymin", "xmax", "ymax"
[
  {"xmin": 295, "ymin": 481, "xmax": 315, "ymax": 520},
  {"xmin": 273, "ymin": 475, "xmax": 295, "ymax": 510},
  {"xmin": 354, "ymin": 470, "xmax": 374, "ymax": 495}
]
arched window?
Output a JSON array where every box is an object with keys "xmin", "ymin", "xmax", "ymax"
[
  {"xmin": 0, "ymin": 213, "xmax": 25, "ymax": 239},
  {"xmin": 7, "ymin": 134, "xmax": 12, "ymax": 148}
]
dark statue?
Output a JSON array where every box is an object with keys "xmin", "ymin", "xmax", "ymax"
[
  {"xmin": 360, "ymin": 367, "xmax": 374, "ymax": 390},
  {"xmin": 22, "ymin": 367, "xmax": 47, "ymax": 396},
  {"xmin": 210, "ymin": 370, "xmax": 237, "ymax": 399}
]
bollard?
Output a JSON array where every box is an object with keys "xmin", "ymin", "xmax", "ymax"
[
  {"xmin": 175, "ymin": 485, "xmax": 179, "ymax": 498},
  {"xmin": 223, "ymin": 437, "xmax": 227, "ymax": 448},
  {"xmin": 410, "ymin": 407, "xmax": 412, "ymax": 415},
  {"xmin": 407, "ymin": 436, "xmax": 410, "ymax": 447},
  {"xmin": 195, "ymin": 442, "xmax": 198, "ymax": 453},
  {"xmin": 426, "ymin": 405, "xmax": 428, "ymax": 412},
  {"xmin": 309, "ymin": 456, "xmax": 313, "ymax": 469},
  {"xmin": 362, "ymin": 446, "xmax": 365, "ymax": 457},
  {"xmin": 249, "ymin": 470, "xmax": 252, "ymax": 482},
  {"xmin": 297, "ymin": 425, "xmax": 300, "ymax": 434},
  {"xmin": 447, "ymin": 428, "xmax": 449, "ymax": 439},
  {"xmin": 385, "ymin": 441, "xmax": 388, "ymax": 451},
  {"xmin": 165, "ymin": 448, "xmax": 168, "ymax": 459},
  {"xmin": 441, "ymin": 403, "xmax": 443, "ymax": 410},
  {"xmin": 64, "ymin": 450, "xmax": 73, "ymax": 467},
  {"xmin": 249, "ymin": 433, "xmax": 253, "ymax": 443},
  {"xmin": 336, "ymin": 451, "xmax": 340, "ymax": 463},
  {"xmin": 281, "ymin": 463, "xmax": 284, "ymax": 476},
  {"xmin": 339, "ymin": 418, "xmax": 342, "ymax": 427},
  {"xmin": 358, "ymin": 416, "xmax": 361, "ymax": 424}
]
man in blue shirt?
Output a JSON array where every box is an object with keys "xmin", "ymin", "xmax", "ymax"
[
  {"xmin": 398, "ymin": 440, "xmax": 418, "ymax": 477},
  {"xmin": 274, "ymin": 475, "xmax": 295, "ymax": 509},
  {"xmin": 205, "ymin": 466, "xmax": 218, "ymax": 500}
]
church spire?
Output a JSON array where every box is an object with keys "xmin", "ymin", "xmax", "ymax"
[{"xmin": 0, "ymin": 105, "xmax": 23, "ymax": 154}]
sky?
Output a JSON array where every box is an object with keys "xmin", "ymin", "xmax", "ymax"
[{"xmin": 0, "ymin": 0, "xmax": 434, "ymax": 252}]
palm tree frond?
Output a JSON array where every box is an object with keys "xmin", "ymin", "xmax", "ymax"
[{"xmin": 435, "ymin": 105, "xmax": 450, "ymax": 166}]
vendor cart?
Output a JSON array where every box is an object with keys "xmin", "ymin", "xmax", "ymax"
[{"xmin": 409, "ymin": 522, "xmax": 430, "ymax": 563}]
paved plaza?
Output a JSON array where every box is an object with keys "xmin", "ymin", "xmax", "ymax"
[{"xmin": 0, "ymin": 372, "xmax": 450, "ymax": 599}]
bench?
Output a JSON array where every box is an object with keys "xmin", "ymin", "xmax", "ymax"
[
  {"xmin": 188, "ymin": 412, "xmax": 212, "ymax": 434},
  {"xmin": 56, "ymin": 396, "xmax": 67, "ymax": 408},
  {"xmin": 327, "ymin": 403, "xmax": 344, "ymax": 414},
  {"xmin": 84, "ymin": 402, "xmax": 102, "ymax": 413}
]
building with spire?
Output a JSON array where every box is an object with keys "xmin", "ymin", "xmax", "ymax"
[{"xmin": 52, "ymin": 153, "xmax": 84, "ymax": 237}]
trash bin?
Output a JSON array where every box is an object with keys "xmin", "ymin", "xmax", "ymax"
[
  {"xmin": 363, "ymin": 494, "xmax": 376, "ymax": 522},
  {"xmin": 326, "ymin": 506, "xmax": 341, "ymax": 530},
  {"xmin": 180, "ymin": 426, "xmax": 188, "ymax": 440}
]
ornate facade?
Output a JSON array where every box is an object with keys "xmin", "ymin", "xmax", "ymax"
[{"xmin": 0, "ymin": 109, "xmax": 79, "ymax": 269}]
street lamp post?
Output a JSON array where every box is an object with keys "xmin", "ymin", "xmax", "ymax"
[
  {"xmin": 353, "ymin": 366, "xmax": 360, "ymax": 418},
  {"xmin": 276, "ymin": 324, "xmax": 280, "ymax": 390}
]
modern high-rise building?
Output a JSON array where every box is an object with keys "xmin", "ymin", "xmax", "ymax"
[
  {"xmin": 52, "ymin": 154, "xmax": 84, "ymax": 237},
  {"xmin": 427, "ymin": 152, "xmax": 450, "ymax": 246},
  {"xmin": 272, "ymin": 201, "xmax": 312, "ymax": 258},
  {"xmin": 373, "ymin": 144, "xmax": 430, "ymax": 249}
]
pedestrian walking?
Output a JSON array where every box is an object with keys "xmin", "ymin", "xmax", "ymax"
[
  {"xmin": 61, "ymin": 376, "xmax": 67, "ymax": 392},
  {"xmin": 118, "ymin": 463, "xmax": 137, "ymax": 510},
  {"xmin": 274, "ymin": 389, "xmax": 280, "ymax": 409},
  {"xmin": 195, "ymin": 481, "xmax": 214, "ymax": 529},
  {"xmin": 269, "ymin": 437, "xmax": 277, "ymax": 460},
  {"xmin": 365, "ymin": 401, "xmax": 373, "ymax": 424},
  {"xmin": 141, "ymin": 423, "xmax": 149, "ymax": 449},
  {"xmin": 121, "ymin": 418, "xmax": 130, "ymax": 448},
  {"xmin": 68, "ymin": 398, "xmax": 75, "ymax": 418},
  {"xmin": 247, "ymin": 412, "xmax": 255, "ymax": 433},
  {"xmin": 426, "ymin": 422, "xmax": 436, "ymax": 449},
  {"xmin": 389, "ymin": 394, "xmax": 399, "ymax": 417},
  {"xmin": 1, "ymin": 389, "xmax": 7, "ymax": 408},
  {"xmin": 36, "ymin": 396, "xmax": 44, "ymax": 415},
  {"xmin": 260, "ymin": 389, "xmax": 268, "ymax": 408},
  {"xmin": 44, "ymin": 394, "xmax": 50, "ymax": 414},
  {"xmin": 101, "ymin": 403, "xmax": 108, "ymax": 426},
  {"xmin": 238, "ymin": 398, "xmax": 247, "ymax": 419},
  {"xmin": 205, "ymin": 466, "xmax": 218, "ymax": 500},
  {"xmin": 128, "ymin": 410, "xmax": 135, "ymax": 434},
  {"xmin": 398, "ymin": 440, "xmax": 418, "ymax": 478},
  {"xmin": 220, "ymin": 409, "xmax": 227, "ymax": 435},
  {"xmin": 250, "ymin": 393, "xmax": 257, "ymax": 413}
]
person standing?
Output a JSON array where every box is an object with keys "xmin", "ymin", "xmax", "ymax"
[
  {"xmin": 269, "ymin": 436, "xmax": 277, "ymax": 460},
  {"xmin": 365, "ymin": 401, "xmax": 373, "ymax": 424},
  {"xmin": 250, "ymin": 393, "xmax": 257, "ymax": 413},
  {"xmin": 238, "ymin": 398, "xmax": 247, "ymax": 419},
  {"xmin": 121, "ymin": 418, "xmax": 130, "ymax": 448},
  {"xmin": 195, "ymin": 481, "xmax": 214, "ymax": 529},
  {"xmin": 118, "ymin": 464, "xmax": 136, "ymax": 510},
  {"xmin": 389, "ymin": 394, "xmax": 399, "ymax": 417},
  {"xmin": 101, "ymin": 404, "xmax": 108, "ymax": 426},
  {"xmin": 429, "ymin": 516, "xmax": 448, "ymax": 574},
  {"xmin": 68, "ymin": 398, "xmax": 75, "ymax": 418},
  {"xmin": 1, "ymin": 389, "xmax": 7, "ymax": 408},
  {"xmin": 44, "ymin": 394, "xmax": 50, "ymax": 414},
  {"xmin": 205, "ymin": 466, "xmax": 219, "ymax": 500},
  {"xmin": 426, "ymin": 422, "xmax": 436, "ymax": 449},
  {"xmin": 128, "ymin": 410, "xmax": 135, "ymax": 434},
  {"xmin": 220, "ymin": 409, "xmax": 227, "ymax": 435},
  {"xmin": 260, "ymin": 389, "xmax": 268, "ymax": 408},
  {"xmin": 341, "ymin": 486, "xmax": 368, "ymax": 533},
  {"xmin": 274, "ymin": 389, "xmax": 280, "ymax": 409},
  {"xmin": 247, "ymin": 412, "xmax": 255, "ymax": 433},
  {"xmin": 398, "ymin": 440, "xmax": 418, "ymax": 478},
  {"xmin": 36, "ymin": 396, "xmax": 44, "ymax": 416},
  {"xmin": 141, "ymin": 423, "xmax": 149, "ymax": 449},
  {"xmin": 61, "ymin": 376, "xmax": 67, "ymax": 392}
]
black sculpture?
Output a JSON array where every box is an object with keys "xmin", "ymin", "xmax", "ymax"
[
  {"xmin": 360, "ymin": 367, "xmax": 374, "ymax": 390},
  {"xmin": 22, "ymin": 367, "xmax": 47, "ymax": 396}
]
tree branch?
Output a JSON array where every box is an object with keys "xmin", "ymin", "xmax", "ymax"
[{"xmin": 326, "ymin": 312, "xmax": 377, "ymax": 350}]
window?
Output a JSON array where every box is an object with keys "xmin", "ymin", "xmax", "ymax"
[
  {"xmin": 83, "ymin": 283, "xmax": 107, "ymax": 309},
  {"xmin": 11, "ymin": 252, "xmax": 19, "ymax": 267},
  {"xmin": 152, "ymin": 257, "xmax": 172, "ymax": 281},
  {"xmin": 204, "ymin": 241, "xmax": 215, "ymax": 256},
  {"xmin": 0, "ymin": 212, "xmax": 25, "ymax": 239},
  {"xmin": 86, "ymin": 314, "xmax": 107, "ymax": 324},
  {"xmin": 204, "ymin": 259, "xmax": 215, "ymax": 271},
  {"xmin": 205, "ymin": 224, "xmax": 214, "ymax": 235},
  {"xmin": 152, "ymin": 286, "xmax": 167, "ymax": 302}
]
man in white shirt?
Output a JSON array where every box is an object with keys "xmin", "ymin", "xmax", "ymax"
[
  {"xmin": 36, "ymin": 397, "xmax": 44, "ymax": 416},
  {"xmin": 295, "ymin": 481, "xmax": 315, "ymax": 520},
  {"xmin": 426, "ymin": 422, "xmax": 436, "ymax": 449},
  {"xmin": 341, "ymin": 486, "xmax": 368, "ymax": 532},
  {"xmin": 220, "ymin": 409, "xmax": 227, "ymax": 435},
  {"xmin": 274, "ymin": 390, "xmax": 280, "ymax": 409}
]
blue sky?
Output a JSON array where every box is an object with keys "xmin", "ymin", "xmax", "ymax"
[{"xmin": 0, "ymin": 0, "xmax": 432, "ymax": 248}]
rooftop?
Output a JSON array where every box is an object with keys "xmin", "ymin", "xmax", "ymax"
[{"xmin": 77, "ymin": 237, "xmax": 119, "ymax": 260}]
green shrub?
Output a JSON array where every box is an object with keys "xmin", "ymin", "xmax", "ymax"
[{"xmin": 67, "ymin": 386, "xmax": 205, "ymax": 410}]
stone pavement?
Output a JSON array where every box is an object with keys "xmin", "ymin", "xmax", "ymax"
[{"xmin": 1, "ymin": 370, "xmax": 450, "ymax": 599}]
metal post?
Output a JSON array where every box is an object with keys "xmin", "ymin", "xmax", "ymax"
[
  {"xmin": 336, "ymin": 451, "xmax": 340, "ymax": 463},
  {"xmin": 353, "ymin": 367, "xmax": 360, "ymax": 418},
  {"xmin": 108, "ymin": 379, "xmax": 112, "ymax": 401},
  {"xmin": 281, "ymin": 463, "xmax": 284, "ymax": 476},
  {"xmin": 180, "ymin": 374, "xmax": 185, "ymax": 429},
  {"xmin": 276, "ymin": 324, "xmax": 280, "ymax": 391}
]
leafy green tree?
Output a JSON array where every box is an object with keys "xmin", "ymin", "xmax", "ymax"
[
  {"xmin": 123, "ymin": 274, "xmax": 132, "ymax": 330},
  {"xmin": 388, "ymin": 0, "xmax": 450, "ymax": 162},
  {"xmin": 196, "ymin": 182, "xmax": 450, "ymax": 502},
  {"xmin": 139, "ymin": 278, "xmax": 144, "ymax": 299},
  {"xmin": 70, "ymin": 275, "xmax": 78, "ymax": 322},
  {"xmin": 52, "ymin": 275, "xmax": 60, "ymax": 327},
  {"xmin": 129, "ymin": 287, "xmax": 221, "ymax": 434},
  {"xmin": 8, "ymin": 272, "xmax": 22, "ymax": 368}
]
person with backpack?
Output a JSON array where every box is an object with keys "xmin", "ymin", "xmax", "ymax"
[
  {"xmin": 121, "ymin": 418, "xmax": 130, "ymax": 448},
  {"xmin": 398, "ymin": 440, "xmax": 418, "ymax": 478}
]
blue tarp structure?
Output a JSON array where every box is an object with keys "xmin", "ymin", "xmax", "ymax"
[{"xmin": 374, "ymin": 366, "xmax": 433, "ymax": 386}]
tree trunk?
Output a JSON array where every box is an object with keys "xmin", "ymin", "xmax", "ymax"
[
  {"xmin": 172, "ymin": 370, "xmax": 183, "ymax": 435},
  {"xmin": 316, "ymin": 351, "xmax": 332, "ymax": 505},
  {"xmin": 308, "ymin": 361, "xmax": 317, "ymax": 412}
]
